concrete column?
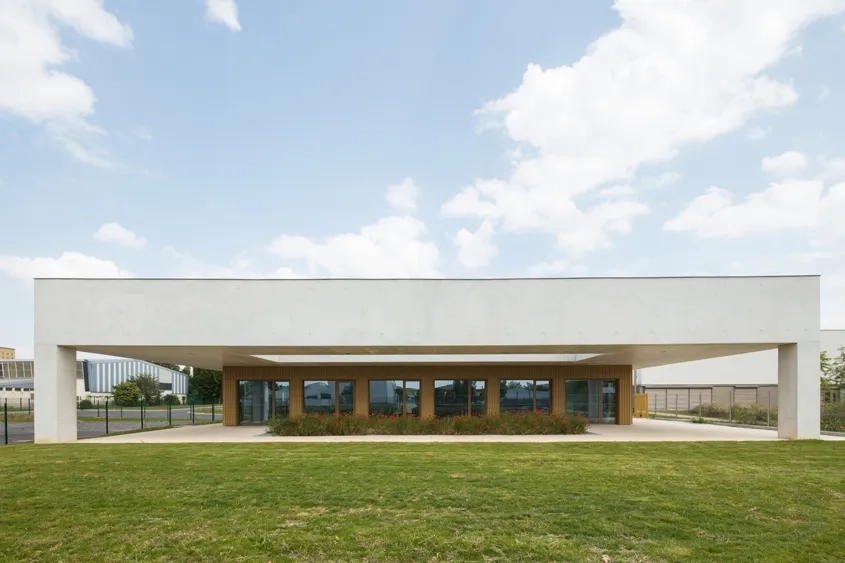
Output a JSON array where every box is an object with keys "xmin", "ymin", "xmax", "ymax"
[
  {"xmin": 34, "ymin": 344, "xmax": 78, "ymax": 443},
  {"xmin": 778, "ymin": 342, "xmax": 820, "ymax": 439}
]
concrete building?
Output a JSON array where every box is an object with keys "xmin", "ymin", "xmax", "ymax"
[
  {"xmin": 0, "ymin": 347, "xmax": 15, "ymax": 360},
  {"xmin": 33, "ymin": 276, "xmax": 821, "ymax": 442},
  {"xmin": 641, "ymin": 330, "xmax": 845, "ymax": 386},
  {"xmin": 0, "ymin": 358, "xmax": 189, "ymax": 402}
]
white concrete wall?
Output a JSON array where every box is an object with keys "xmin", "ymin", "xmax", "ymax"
[
  {"xmin": 35, "ymin": 277, "xmax": 819, "ymax": 348},
  {"xmin": 641, "ymin": 330, "xmax": 845, "ymax": 385}
]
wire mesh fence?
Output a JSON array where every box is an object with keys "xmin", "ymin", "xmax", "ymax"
[{"xmin": 2, "ymin": 398, "xmax": 223, "ymax": 445}]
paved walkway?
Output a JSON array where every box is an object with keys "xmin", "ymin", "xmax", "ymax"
[{"xmin": 82, "ymin": 418, "xmax": 845, "ymax": 443}]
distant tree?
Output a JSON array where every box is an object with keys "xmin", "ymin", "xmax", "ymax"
[
  {"xmin": 831, "ymin": 346, "xmax": 845, "ymax": 387},
  {"xmin": 821, "ymin": 351, "xmax": 833, "ymax": 387},
  {"xmin": 153, "ymin": 362, "xmax": 181, "ymax": 372},
  {"xmin": 189, "ymin": 368, "xmax": 223, "ymax": 403},
  {"xmin": 130, "ymin": 373, "xmax": 162, "ymax": 405},
  {"xmin": 162, "ymin": 394, "xmax": 182, "ymax": 405},
  {"xmin": 113, "ymin": 381, "xmax": 141, "ymax": 406}
]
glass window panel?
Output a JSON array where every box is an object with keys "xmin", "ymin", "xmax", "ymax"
[
  {"xmin": 565, "ymin": 380, "xmax": 591, "ymax": 419},
  {"xmin": 274, "ymin": 381, "xmax": 290, "ymax": 418},
  {"xmin": 239, "ymin": 381, "xmax": 272, "ymax": 424},
  {"xmin": 404, "ymin": 381, "xmax": 420, "ymax": 416},
  {"xmin": 471, "ymin": 380, "xmax": 486, "ymax": 416},
  {"xmin": 602, "ymin": 380, "xmax": 617, "ymax": 423},
  {"xmin": 338, "ymin": 381, "xmax": 354, "ymax": 414},
  {"xmin": 369, "ymin": 380, "xmax": 403, "ymax": 415},
  {"xmin": 500, "ymin": 380, "xmax": 533, "ymax": 413},
  {"xmin": 434, "ymin": 379, "xmax": 469, "ymax": 417},
  {"xmin": 535, "ymin": 380, "xmax": 551, "ymax": 413},
  {"xmin": 303, "ymin": 380, "xmax": 336, "ymax": 414}
]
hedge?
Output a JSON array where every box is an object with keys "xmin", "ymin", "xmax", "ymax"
[{"xmin": 267, "ymin": 411, "xmax": 589, "ymax": 436}]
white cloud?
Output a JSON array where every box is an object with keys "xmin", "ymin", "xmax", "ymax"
[
  {"xmin": 93, "ymin": 222, "xmax": 147, "ymax": 249},
  {"xmin": 164, "ymin": 246, "xmax": 301, "ymax": 279},
  {"xmin": 268, "ymin": 181, "xmax": 441, "ymax": 278},
  {"xmin": 746, "ymin": 126, "xmax": 771, "ymax": 141},
  {"xmin": 453, "ymin": 220, "xmax": 498, "ymax": 268},
  {"xmin": 819, "ymin": 83, "xmax": 832, "ymax": 100},
  {"xmin": 206, "ymin": 0, "xmax": 241, "ymax": 32},
  {"xmin": 639, "ymin": 172, "xmax": 681, "ymax": 190},
  {"xmin": 0, "ymin": 251, "xmax": 132, "ymax": 280},
  {"xmin": 441, "ymin": 1, "xmax": 844, "ymax": 260},
  {"xmin": 530, "ymin": 260, "xmax": 587, "ymax": 276},
  {"xmin": 0, "ymin": 0, "xmax": 133, "ymax": 164},
  {"xmin": 761, "ymin": 150, "xmax": 808, "ymax": 176},
  {"xmin": 386, "ymin": 177, "xmax": 419, "ymax": 213},
  {"xmin": 664, "ymin": 173, "xmax": 845, "ymax": 241}
]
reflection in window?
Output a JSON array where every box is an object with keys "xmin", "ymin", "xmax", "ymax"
[
  {"xmin": 274, "ymin": 381, "xmax": 290, "ymax": 418},
  {"xmin": 565, "ymin": 379, "xmax": 617, "ymax": 423},
  {"xmin": 500, "ymin": 380, "xmax": 551, "ymax": 413},
  {"xmin": 303, "ymin": 380, "xmax": 355, "ymax": 415},
  {"xmin": 434, "ymin": 380, "xmax": 486, "ymax": 417},
  {"xmin": 368, "ymin": 380, "xmax": 421, "ymax": 416},
  {"xmin": 239, "ymin": 381, "xmax": 274, "ymax": 424}
]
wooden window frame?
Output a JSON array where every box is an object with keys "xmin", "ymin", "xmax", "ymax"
[
  {"xmin": 303, "ymin": 380, "xmax": 355, "ymax": 416},
  {"xmin": 367, "ymin": 379, "xmax": 421, "ymax": 417},
  {"xmin": 499, "ymin": 379, "xmax": 552, "ymax": 413}
]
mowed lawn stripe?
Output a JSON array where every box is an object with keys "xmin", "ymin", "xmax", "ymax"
[{"xmin": 1, "ymin": 442, "xmax": 843, "ymax": 562}]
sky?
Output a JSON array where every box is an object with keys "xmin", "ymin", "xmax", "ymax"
[{"xmin": 1, "ymin": 0, "xmax": 845, "ymax": 359}]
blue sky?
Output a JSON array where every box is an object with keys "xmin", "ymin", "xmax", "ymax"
[{"xmin": 2, "ymin": 0, "xmax": 845, "ymax": 357}]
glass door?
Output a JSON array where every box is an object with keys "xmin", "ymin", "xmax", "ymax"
[{"xmin": 239, "ymin": 381, "xmax": 289, "ymax": 424}]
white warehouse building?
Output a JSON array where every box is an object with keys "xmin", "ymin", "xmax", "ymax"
[{"xmin": 0, "ymin": 357, "xmax": 189, "ymax": 402}]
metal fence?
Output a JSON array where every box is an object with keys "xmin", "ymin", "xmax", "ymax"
[{"xmin": 2, "ymin": 398, "xmax": 223, "ymax": 445}]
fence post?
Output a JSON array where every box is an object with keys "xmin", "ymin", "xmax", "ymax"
[
  {"xmin": 729, "ymin": 392, "xmax": 733, "ymax": 424},
  {"xmin": 141, "ymin": 403, "xmax": 144, "ymax": 430},
  {"xmin": 28, "ymin": 399, "xmax": 31, "ymax": 416},
  {"xmin": 675, "ymin": 395, "xmax": 678, "ymax": 418},
  {"xmin": 192, "ymin": 400, "xmax": 195, "ymax": 425},
  {"xmin": 767, "ymin": 390, "xmax": 771, "ymax": 427},
  {"xmin": 3, "ymin": 400, "xmax": 7, "ymax": 445},
  {"xmin": 120, "ymin": 405, "xmax": 123, "ymax": 418},
  {"xmin": 105, "ymin": 398, "xmax": 109, "ymax": 435},
  {"xmin": 699, "ymin": 393, "xmax": 702, "ymax": 418},
  {"xmin": 212, "ymin": 403, "xmax": 215, "ymax": 423},
  {"xmin": 97, "ymin": 400, "xmax": 100, "ymax": 418},
  {"xmin": 168, "ymin": 402, "xmax": 172, "ymax": 426},
  {"xmin": 665, "ymin": 389, "xmax": 668, "ymax": 413},
  {"xmin": 20, "ymin": 398, "xmax": 23, "ymax": 412}
]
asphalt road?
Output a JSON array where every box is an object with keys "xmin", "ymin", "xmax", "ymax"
[{"xmin": 2, "ymin": 420, "xmax": 172, "ymax": 445}]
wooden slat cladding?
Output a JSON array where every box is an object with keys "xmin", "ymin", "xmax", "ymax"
[{"xmin": 223, "ymin": 364, "xmax": 633, "ymax": 426}]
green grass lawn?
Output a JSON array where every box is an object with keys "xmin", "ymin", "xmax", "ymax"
[{"xmin": 1, "ymin": 442, "xmax": 843, "ymax": 562}]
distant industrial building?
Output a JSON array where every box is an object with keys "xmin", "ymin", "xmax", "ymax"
[
  {"xmin": 0, "ymin": 358, "xmax": 189, "ymax": 402},
  {"xmin": 0, "ymin": 347, "xmax": 15, "ymax": 360}
]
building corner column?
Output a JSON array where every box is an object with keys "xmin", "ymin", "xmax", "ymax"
[
  {"xmin": 778, "ymin": 342, "xmax": 820, "ymax": 439},
  {"xmin": 34, "ymin": 344, "xmax": 78, "ymax": 443}
]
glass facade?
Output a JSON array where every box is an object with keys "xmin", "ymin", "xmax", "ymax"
[
  {"xmin": 565, "ymin": 379, "xmax": 617, "ymax": 423},
  {"xmin": 303, "ymin": 380, "xmax": 355, "ymax": 415},
  {"xmin": 239, "ymin": 381, "xmax": 272, "ymax": 424},
  {"xmin": 238, "ymin": 381, "xmax": 289, "ymax": 424},
  {"xmin": 499, "ymin": 379, "xmax": 551, "ymax": 413},
  {"xmin": 368, "ymin": 380, "xmax": 420, "ymax": 416},
  {"xmin": 434, "ymin": 380, "xmax": 486, "ymax": 417}
]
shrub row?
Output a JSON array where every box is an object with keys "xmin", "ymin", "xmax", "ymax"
[
  {"xmin": 690, "ymin": 402, "xmax": 845, "ymax": 432},
  {"xmin": 821, "ymin": 403, "xmax": 845, "ymax": 433},
  {"xmin": 267, "ymin": 411, "xmax": 589, "ymax": 436}
]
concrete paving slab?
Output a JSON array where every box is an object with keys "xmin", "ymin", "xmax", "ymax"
[{"xmin": 81, "ymin": 418, "xmax": 845, "ymax": 444}]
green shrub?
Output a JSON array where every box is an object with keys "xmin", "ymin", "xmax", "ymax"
[
  {"xmin": 267, "ymin": 412, "xmax": 589, "ymax": 436},
  {"xmin": 162, "ymin": 394, "xmax": 182, "ymax": 405},
  {"xmin": 822, "ymin": 403, "xmax": 845, "ymax": 433},
  {"xmin": 112, "ymin": 381, "xmax": 141, "ymax": 406},
  {"xmin": 77, "ymin": 399, "xmax": 94, "ymax": 410}
]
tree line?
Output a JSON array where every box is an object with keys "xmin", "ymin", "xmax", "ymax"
[{"xmin": 109, "ymin": 363, "xmax": 223, "ymax": 406}]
